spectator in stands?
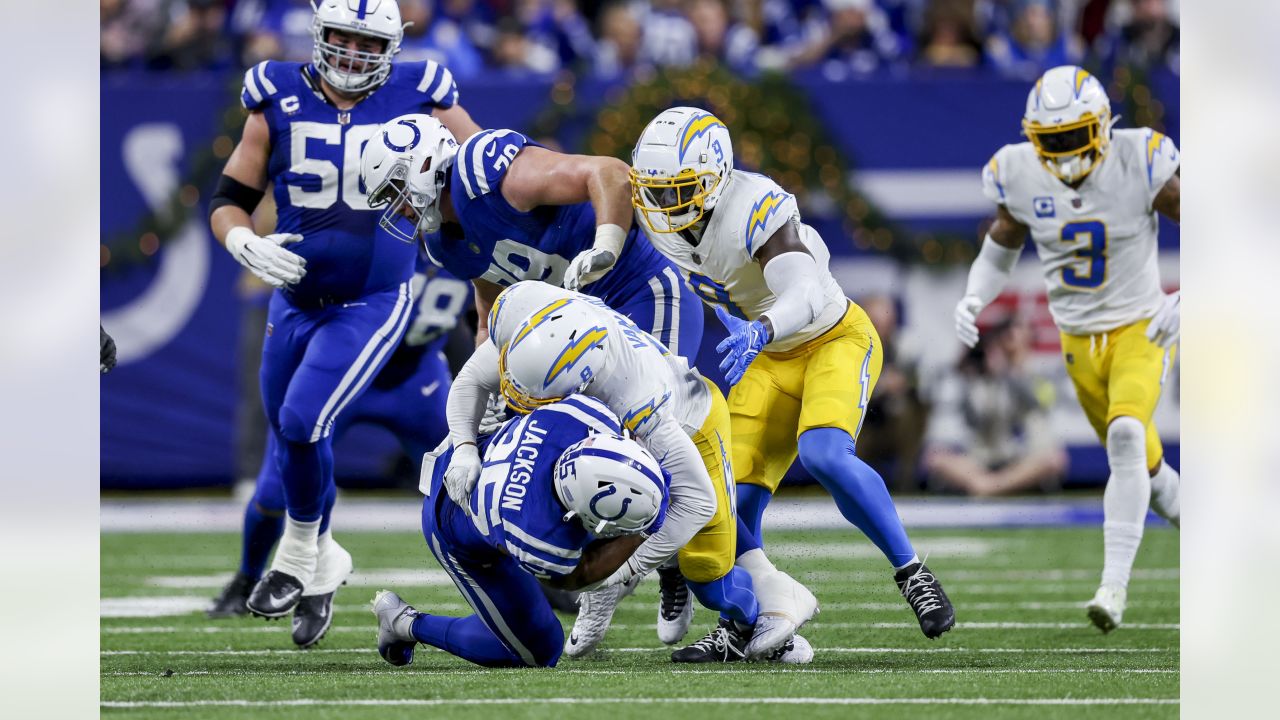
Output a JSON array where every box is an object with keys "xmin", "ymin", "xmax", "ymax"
[
  {"xmin": 640, "ymin": 0, "xmax": 699, "ymax": 67},
  {"xmin": 593, "ymin": 1, "xmax": 647, "ymax": 78},
  {"xmin": 1094, "ymin": 0, "xmax": 1179, "ymax": 76},
  {"xmin": 439, "ymin": 0, "xmax": 499, "ymax": 55},
  {"xmin": 101, "ymin": 0, "xmax": 169, "ymax": 68},
  {"xmin": 148, "ymin": 0, "xmax": 232, "ymax": 70},
  {"xmin": 517, "ymin": 0, "xmax": 598, "ymax": 72},
  {"xmin": 788, "ymin": 0, "xmax": 904, "ymax": 78},
  {"xmin": 399, "ymin": 0, "xmax": 486, "ymax": 77},
  {"xmin": 922, "ymin": 316, "xmax": 1067, "ymax": 496},
  {"xmin": 489, "ymin": 16, "xmax": 560, "ymax": 75},
  {"xmin": 854, "ymin": 295, "xmax": 929, "ymax": 493},
  {"xmin": 917, "ymin": 0, "xmax": 983, "ymax": 68},
  {"xmin": 986, "ymin": 0, "xmax": 1084, "ymax": 79},
  {"xmin": 687, "ymin": 0, "xmax": 758, "ymax": 72}
]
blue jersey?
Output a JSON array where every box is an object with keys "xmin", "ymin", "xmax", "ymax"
[
  {"xmin": 429, "ymin": 129, "xmax": 667, "ymax": 304},
  {"xmin": 373, "ymin": 251, "xmax": 471, "ymax": 386},
  {"xmin": 240, "ymin": 59, "xmax": 460, "ymax": 304}
]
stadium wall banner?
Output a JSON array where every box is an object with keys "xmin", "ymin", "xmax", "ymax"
[{"xmin": 101, "ymin": 71, "xmax": 1177, "ymax": 488}]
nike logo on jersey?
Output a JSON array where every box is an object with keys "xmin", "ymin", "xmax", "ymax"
[
  {"xmin": 421, "ymin": 381, "xmax": 441, "ymax": 397},
  {"xmin": 485, "ymin": 142, "xmax": 497, "ymax": 158}
]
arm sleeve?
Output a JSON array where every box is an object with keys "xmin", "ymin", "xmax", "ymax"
[
  {"xmin": 760, "ymin": 251, "xmax": 827, "ymax": 341},
  {"xmin": 445, "ymin": 341, "xmax": 501, "ymax": 446},
  {"xmin": 621, "ymin": 417, "xmax": 717, "ymax": 577},
  {"xmin": 963, "ymin": 235, "xmax": 1020, "ymax": 306}
]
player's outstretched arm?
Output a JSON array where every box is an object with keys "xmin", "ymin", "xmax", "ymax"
[
  {"xmin": 502, "ymin": 147, "xmax": 632, "ymax": 291},
  {"xmin": 442, "ymin": 342, "xmax": 502, "ymax": 506},
  {"xmin": 209, "ymin": 112, "xmax": 306, "ymax": 289},
  {"xmin": 752, "ymin": 221, "xmax": 829, "ymax": 344},
  {"xmin": 545, "ymin": 535, "xmax": 646, "ymax": 591},
  {"xmin": 471, "ymin": 278, "xmax": 504, "ymax": 347},
  {"xmin": 954, "ymin": 206, "xmax": 1027, "ymax": 348},
  {"xmin": 1153, "ymin": 173, "xmax": 1180, "ymax": 223},
  {"xmin": 434, "ymin": 104, "xmax": 482, "ymax": 145}
]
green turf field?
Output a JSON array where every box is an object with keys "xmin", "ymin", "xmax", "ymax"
[{"xmin": 101, "ymin": 525, "xmax": 1178, "ymax": 719}]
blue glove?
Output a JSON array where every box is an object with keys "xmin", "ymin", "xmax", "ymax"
[{"xmin": 714, "ymin": 306, "xmax": 768, "ymax": 386}]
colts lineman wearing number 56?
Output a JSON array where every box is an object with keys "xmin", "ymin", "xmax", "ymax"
[
  {"xmin": 955, "ymin": 66, "xmax": 1181, "ymax": 633},
  {"xmin": 207, "ymin": 0, "xmax": 482, "ymax": 643}
]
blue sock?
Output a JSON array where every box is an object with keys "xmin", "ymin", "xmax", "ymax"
[
  {"xmin": 736, "ymin": 484, "xmax": 772, "ymax": 551},
  {"xmin": 735, "ymin": 514, "xmax": 761, "ymax": 558},
  {"xmin": 410, "ymin": 614, "xmax": 531, "ymax": 668},
  {"xmin": 687, "ymin": 566, "xmax": 759, "ymax": 626},
  {"xmin": 240, "ymin": 448, "xmax": 286, "ymax": 580},
  {"xmin": 276, "ymin": 437, "xmax": 334, "ymax": 523},
  {"xmin": 318, "ymin": 481, "xmax": 337, "ymax": 534},
  {"xmin": 798, "ymin": 427, "xmax": 916, "ymax": 567}
]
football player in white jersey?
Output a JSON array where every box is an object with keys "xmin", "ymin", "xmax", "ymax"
[
  {"xmin": 955, "ymin": 66, "xmax": 1181, "ymax": 632},
  {"xmin": 441, "ymin": 280, "xmax": 818, "ymax": 663},
  {"xmin": 630, "ymin": 107, "xmax": 955, "ymax": 639}
]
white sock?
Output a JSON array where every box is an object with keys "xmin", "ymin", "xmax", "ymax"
[
  {"xmin": 271, "ymin": 516, "xmax": 321, "ymax": 583},
  {"xmin": 736, "ymin": 548, "xmax": 778, "ymax": 581},
  {"xmin": 1148, "ymin": 461, "xmax": 1181, "ymax": 529},
  {"xmin": 894, "ymin": 554, "xmax": 921, "ymax": 573},
  {"xmin": 1101, "ymin": 417, "xmax": 1151, "ymax": 590}
]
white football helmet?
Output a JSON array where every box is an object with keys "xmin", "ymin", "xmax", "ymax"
[
  {"xmin": 1023, "ymin": 65, "xmax": 1116, "ymax": 184},
  {"xmin": 498, "ymin": 299, "xmax": 609, "ymax": 414},
  {"xmin": 631, "ymin": 106, "xmax": 734, "ymax": 233},
  {"xmin": 312, "ymin": 0, "xmax": 405, "ymax": 94},
  {"xmin": 362, "ymin": 113, "xmax": 458, "ymax": 242},
  {"xmin": 554, "ymin": 433, "xmax": 667, "ymax": 537}
]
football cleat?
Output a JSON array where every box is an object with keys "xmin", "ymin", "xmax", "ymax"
[
  {"xmin": 1086, "ymin": 584, "xmax": 1126, "ymax": 633},
  {"xmin": 894, "ymin": 561, "xmax": 956, "ymax": 639},
  {"xmin": 671, "ymin": 617, "xmax": 750, "ymax": 663},
  {"xmin": 246, "ymin": 570, "xmax": 305, "ymax": 619},
  {"xmin": 745, "ymin": 570, "xmax": 818, "ymax": 658},
  {"xmin": 763, "ymin": 633, "xmax": 814, "ymax": 664},
  {"xmin": 206, "ymin": 571, "xmax": 254, "ymax": 618},
  {"xmin": 656, "ymin": 564, "xmax": 693, "ymax": 645},
  {"xmin": 291, "ymin": 591, "xmax": 336, "ymax": 648},
  {"xmin": 540, "ymin": 585, "xmax": 581, "ymax": 614},
  {"xmin": 372, "ymin": 590, "xmax": 420, "ymax": 666},
  {"xmin": 308, "ymin": 536, "xmax": 353, "ymax": 595},
  {"xmin": 563, "ymin": 574, "xmax": 641, "ymax": 658}
]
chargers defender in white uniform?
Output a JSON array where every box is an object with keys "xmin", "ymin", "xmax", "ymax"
[
  {"xmin": 955, "ymin": 66, "xmax": 1182, "ymax": 632},
  {"xmin": 441, "ymin": 281, "xmax": 816, "ymax": 662},
  {"xmin": 630, "ymin": 107, "xmax": 956, "ymax": 640}
]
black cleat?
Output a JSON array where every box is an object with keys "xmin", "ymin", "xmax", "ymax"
[
  {"xmin": 206, "ymin": 572, "xmax": 254, "ymax": 618},
  {"xmin": 291, "ymin": 592, "xmax": 336, "ymax": 648},
  {"xmin": 671, "ymin": 618, "xmax": 751, "ymax": 663},
  {"xmin": 657, "ymin": 564, "xmax": 693, "ymax": 645},
  {"xmin": 246, "ymin": 570, "xmax": 304, "ymax": 619},
  {"xmin": 540, "ymin": 585, "xmax": 581, "ymax": 614},
  {"xmin": 894, "ymin": 561, "xmax": 955, "ymax": 639}
]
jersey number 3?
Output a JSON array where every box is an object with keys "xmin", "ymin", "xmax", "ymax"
[{"xmin": 1060, "ymin": 220, "xmax": 1107, "ymax": 289}]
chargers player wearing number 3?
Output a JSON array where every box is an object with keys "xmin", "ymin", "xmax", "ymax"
[
  {"xmin": 956, "ymin": 66, "xmax": 1181, "ymax": 632},
  {"xmin": 208, "ymin": 0, "xmax": 482, "ymax": 636},
  {"xmin": 630, "ymin": 107, "xmax": 955, "ymax": 639}
]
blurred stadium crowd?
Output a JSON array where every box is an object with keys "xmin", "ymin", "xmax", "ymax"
[{"xmin": 101, "ymin": 0, "xmax": 1179, "ymax": 81}]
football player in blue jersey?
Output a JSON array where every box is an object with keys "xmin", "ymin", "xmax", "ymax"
[
  {"xmin": 205, "ymin": 261, "xmax": 471, "ymax": 648},
  {"xmin": 208, "ymin": 0, "xmax": 483, "ymax": 628},
  {"xmin": 360, "ymin": 113, "xmax": 704, "ymax": 360},
  {"xmin": 373, "ymin": 395, "xmax": 812, "ymax": 668}
]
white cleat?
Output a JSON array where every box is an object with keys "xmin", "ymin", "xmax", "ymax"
[
  {"xmin": 307, "ymin": 535, "xmax": 353, "ymax": 596},
  {"xmin": 745, "ymin": 570, "xmax": 819, "ymax": 659},
  {"xmin": 656, "ymin": 564, "xmax": 694, "ymax": 645},
  {"xmin": 563, "ymin": 574, "xmax": 641, "ymax": 658},
  {"xmin": 763, "ymin": 633, "xmax": 814, "ymax": 664},
  {"xmin": 1086, "ymin": 584, "xmax": 1127, "ymax": 633}
]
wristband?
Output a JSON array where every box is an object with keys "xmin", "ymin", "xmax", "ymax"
[{"xmin": 594, "ymin": 224, "xmax": 626, "ymax": 257}]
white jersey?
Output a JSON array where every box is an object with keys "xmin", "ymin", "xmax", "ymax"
[
  {"xmin": 637, "ymin": 170, "xmax": 847, "ymax": 352},
  {"xmin": 489, "ymin": 281, "xmax": 711, "ymax": 440},
  {"xmin": 982, "ymin": 128, "xmax": 1179, "ymax": 335}
]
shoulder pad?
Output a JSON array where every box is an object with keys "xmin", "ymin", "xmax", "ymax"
[
  {"xmin": 240, "ymin": 60, "xmax": 288, "ymax": 111},
  {"xmin": 981, "ymin": 146, "xmax": 1013, "ymax": 205},
  {"xmin": 453, "ymin": 129, "xmax": 533, "ymax": 200},
  {"xmin": 735, "ymin": 175, "xmax": 797, "ymax": 255},
  {"xmin": 1137, "ymin": 128, "xmax": 1179, "ymax": 191},
  {"xmin": 411, "ymin": 60, "xmax": 459, "ymax": 108}
]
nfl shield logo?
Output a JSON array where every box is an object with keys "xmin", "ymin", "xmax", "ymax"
[{"xmin": 1033, "ymin": 197, "xmax": 1056, "ymax": 218}]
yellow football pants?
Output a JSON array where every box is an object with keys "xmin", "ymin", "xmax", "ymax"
[
  {"xmin": 677, "ymin": 378, "xmax": 738, "ymax": 583},
  {"xmin": 729, "ymin": 302, "xmax": 883, "ymax": 494},
  {"xmin": 1059, "ymin": 319, "xmax": 1176, "ymax": 473}
]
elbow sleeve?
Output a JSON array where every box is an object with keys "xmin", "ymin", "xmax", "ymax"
[
  {"xmin": 446, "ymin": 342, "xmax": 501, "ymax": 445},
  {"xmin": 209, "ymin": 174, "xmax": 265, "ymax": 218},
  {"xmin": 964, "ymin": 235, "xmax": 1020, "ymax": 306},
  {"xmin": 761, "ymin": 251, "xmax": 826, "ymax": 340}
]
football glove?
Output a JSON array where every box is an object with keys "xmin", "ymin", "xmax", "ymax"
[
  {"xmin": 1145, "ymin": 290, "xmax": 1180, "ymax": 348},
  {"xmin": 563, "ymin": 248, "xmax": 617, "ymax": 292},
  {"xmin": 225, "ymin": 227, "xmax": 307, "ymax": 289},
  {"xmin": 954, "ymin": 295, "xmax": 985, "ymax": 349},
  {"xmin": 100, "ymin": 325, "xmax": 117, "ymax": 374},
  {"xmin": 443, "ymin": 442, "xmax": 481, "ymax": 511},
  {"xmin": 714, "ymin": 306, "xmax": 768, "ymax": 386}
]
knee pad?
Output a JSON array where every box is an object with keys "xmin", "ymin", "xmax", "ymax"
[
  {"xmin": 797, "ymin": 427, "xmax": 853, "ymax": 475},
  {"xmin": 1106, "ymin": 417, "xmax": 1146, "ymax": 459},
  {"xmin": 278, "ymin": 404, "xmax": 320, "ymax": 445}
]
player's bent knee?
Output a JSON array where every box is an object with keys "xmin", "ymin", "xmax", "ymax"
[
  {"xmin": 796, "ymin": 427, "xmax": 853, "ymax": 475},
  {"xmin": 277, "ymin": 405, "xmax": 322, "ymax": 445},
  {"xmin": 1106, "ymin": 416, "xmax": 1145, "ymax": 455},
  {"xmin": 678, "ymin": 549, "xmax": 735, "ymax": 584}
]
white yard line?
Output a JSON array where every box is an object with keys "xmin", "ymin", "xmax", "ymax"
[
  {"xmin": 100, "ymin": 697, "xmax": 1179, "ymax": 708},
  {"xmin": 101, "ymin": 646, "xmax": 1176, "ymax": 656},
  {"xmin": 103, "ymin": 668, "xmax": 1177, "ymax": 677},
  {"xmin": 101, "ymin": 621, "xmax": 1179, "ymax": 635}
]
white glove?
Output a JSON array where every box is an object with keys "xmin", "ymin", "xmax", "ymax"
[
  {"xmin": 476, "ymin": 393, "xmax": 508, "ymax": 436},
  {"xmin": 563, "ymin": 247, "xmax": 617, "ymax": 291},
  {"xmin": 1146, "ymin": 290, "xmax": 1180, "ymax": 348},
  {"xmin": 954, "ymin": 295, "xmax": 985, "ymax": 348},
  {"xmin": 443, "ymin": 442, "xmax": 481, "ymax": 510},
  {"xmin": 225, "ymin": 227, "xmax": 306, "ymax": 289}
]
